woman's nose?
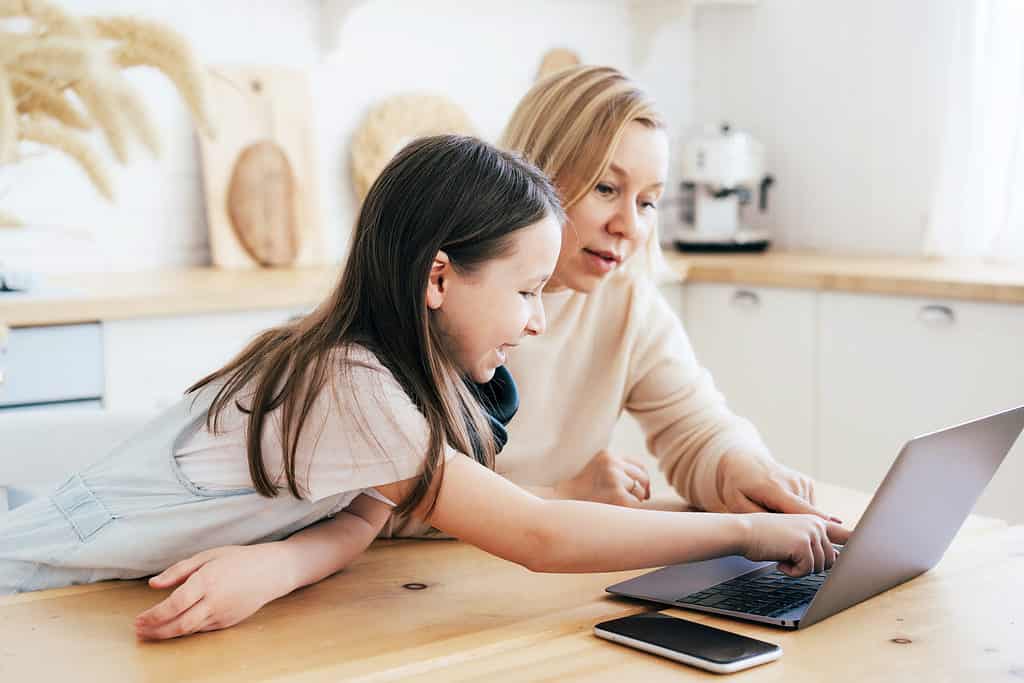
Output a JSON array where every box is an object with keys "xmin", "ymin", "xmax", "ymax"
[{"xmin": 609, "ymin": 202, "xmax": 642, "ymax": 240}]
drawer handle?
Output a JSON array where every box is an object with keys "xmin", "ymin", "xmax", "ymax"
[
  {"xmin": 731, "ymin": 289, "xmax": 761, "ymax": 309},
  {"xmin": 918, "ymin": 304, "xmax": 955, "ymax": 327}
]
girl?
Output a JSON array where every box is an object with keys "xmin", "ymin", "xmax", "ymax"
[
  {"xmin": 0, "ymin": 135, "xmax": 556, "ymax": 600},
  {"xmin": 0, "ymin": 134, "xmax": 845, "ymax": 639}
]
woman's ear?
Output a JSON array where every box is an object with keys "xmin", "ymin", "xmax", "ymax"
[{"xmin": 425, "ymin": 250, "xmax": 451, "ymax": 310}]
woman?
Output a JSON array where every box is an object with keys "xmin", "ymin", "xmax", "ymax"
[{"xmin": 491, "ymin": 65, "xmax": 837, "ymax": 519}]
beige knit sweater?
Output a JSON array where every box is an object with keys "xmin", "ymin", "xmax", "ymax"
[{"xmin": 499, "ymin": 269, "xmax": 773, "ymax": 512}]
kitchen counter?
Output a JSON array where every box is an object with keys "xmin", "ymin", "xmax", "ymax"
[
  {"xmin": 2, "ymin": 251, "xmax": 1023, "ymax": 327},
  {"xmin": 1, "ymin": 482, "xmax": 1020, "ymax": 682},
  {"xmin": 0, "ymin": 267, "xmax": 340, "ymax": 327},
  {"xmin": 663, "ymin": 250, "xmax": 1024, "ymax": 304}
]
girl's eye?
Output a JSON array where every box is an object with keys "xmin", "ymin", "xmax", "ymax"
[
  {"xmin": 520, "ymin": 291, "xmax": 537, "ymax": 299},
  {"xmin": 596, "ymin": 183, "xmax": 616, "ymax": 197}
]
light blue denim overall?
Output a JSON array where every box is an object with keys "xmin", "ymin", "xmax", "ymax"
[{"xmin": 0, "ymin": 389, "xmax": 364, "ymax": 594}]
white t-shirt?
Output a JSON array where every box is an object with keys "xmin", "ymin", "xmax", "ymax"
[{"xmin": 174, "ymin": 346, "xmax": 458, "ymax": 505}]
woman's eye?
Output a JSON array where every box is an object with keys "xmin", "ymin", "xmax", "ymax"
[
  {"xmin": 520, "ymin": 291, "xmax": 536, "ymax": 299},
  {"xmin": 641, "ymin": 200, "xmax": 658, "ymax": 210},
  {"xmin": 596, "ymin": 183, "xmax": 616, "ymax": 196}
]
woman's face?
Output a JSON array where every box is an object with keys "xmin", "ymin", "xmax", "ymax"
[
  {"xmin": 546, "ymin": 121, "xmax": 669, "ymax": 293},
  {"xmin": 427, "ymin": 214, "xmax": 562, "ymax": 383}
]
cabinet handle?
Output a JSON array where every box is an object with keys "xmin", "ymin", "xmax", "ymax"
[
  {"xmin": 918, "ymin": 304, "xmax": 955, "ymax": 327},
  {"xmin": 731, "ymin": 289, "xmax": 761, "ymax": 309}
]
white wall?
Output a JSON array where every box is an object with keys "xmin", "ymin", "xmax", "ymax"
[
  {"xmin": 9, "ymin": 1, "xmax": 954, "ymax": 267},
  {"xmin": 1, "ymin": 0, "xmax": 694, "ymax": 274},
  {"xmin": 691, "ymin": 0, "xmax": 959, "ymax": 255}
]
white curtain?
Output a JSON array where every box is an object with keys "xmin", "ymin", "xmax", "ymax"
[{"xmin": 926, "ymin": 0, "xmax": 1024, "ymax": 263}]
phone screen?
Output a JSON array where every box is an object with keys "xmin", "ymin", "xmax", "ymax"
[{"xmin": 596, "ymin": 613, "xmax": 779, "ymax": 664}]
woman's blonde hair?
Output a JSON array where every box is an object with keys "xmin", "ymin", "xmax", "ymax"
[{"xmin": 499, "ymin": 65, "xmax": 674, "ymax": 279}]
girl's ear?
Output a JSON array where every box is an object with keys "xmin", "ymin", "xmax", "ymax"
[{"xmin": 426, "ymin": 250, "xmax": 451, "ymax": 310}]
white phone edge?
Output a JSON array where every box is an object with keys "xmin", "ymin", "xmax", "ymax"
[{"xmin": 593, "ymin": 627, "xmax": 783, "ymax": 674}]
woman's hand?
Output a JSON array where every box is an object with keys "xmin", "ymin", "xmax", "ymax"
[
  {"xmin": 717, "ymin": 451, "xmax": 843, "ymax": 524},
  {"xmin": 555, "ymin": 449, "xmax": 651, "ymax": 506},
  {"xmin": 741, "ymin": 513, "xmax": 849, "ymax": 577},
  {"xmin": 135, "ymin": 544, "xmax": 293, "ymax": 640}
]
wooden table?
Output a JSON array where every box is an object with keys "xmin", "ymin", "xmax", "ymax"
[{"xmin": 1, "ymin": 483, "xmax": 1021, "ymax": 681}]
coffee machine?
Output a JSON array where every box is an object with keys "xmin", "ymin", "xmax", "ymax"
[{"xmin": 674, "ymin": 123, "xmax": 774, "ymax": 252}]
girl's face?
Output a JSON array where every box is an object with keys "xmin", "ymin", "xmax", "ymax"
[
  {"xmin": 427, "ymin": 214, "xmax": 562, "ymax": 383},
  {"xmin": 547, "ymin": 121, "xmax": 669, "ymax": 293}
]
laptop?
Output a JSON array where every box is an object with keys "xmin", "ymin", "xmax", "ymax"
[{"xmin": 606, "ymin": 405, "xmax": 1024, "ymax": 629}]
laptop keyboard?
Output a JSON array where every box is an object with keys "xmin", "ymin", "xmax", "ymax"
[{"xmin": 677, "ymin": 568, "xmax": 830, "ymax": 619}]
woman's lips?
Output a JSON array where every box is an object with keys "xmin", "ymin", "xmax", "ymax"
[{"xmin": 583, "ymin": 248, "xmax": 621, "ymax": 274}]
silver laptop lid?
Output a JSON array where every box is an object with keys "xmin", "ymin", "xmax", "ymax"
[{"xmin": 800, "ymin": 404, "xmax": 1024, "ymax": 628}]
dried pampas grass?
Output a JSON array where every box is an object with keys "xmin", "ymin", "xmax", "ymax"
[
  {"xmin": 0, "ymin": 0, "xmax": 81, "ymax": 35},
  {"xmin": 91, "ymin": 16, "xmax": 214, "ymax": 137},
  {"xmin": 20, "ymin": 117, "xmax": 114, "ymax": 200},
  {"xmin": 0, "ymin": 71, "xmax": 16, "ymax": 163},
  {"xmin": 0, "ymin": 0, "xmax": 213, "ymax": 223},
  {"xmin": 11, "ymin": 72, "xmax": 91, "ymax": 129}
]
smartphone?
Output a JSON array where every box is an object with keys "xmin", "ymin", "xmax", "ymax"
[{"xmin": 594, "ymin": 612, "xmax": 782, "ymax": 674}]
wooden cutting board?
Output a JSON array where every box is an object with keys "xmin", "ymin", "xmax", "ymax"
[{"xmin": 197, "ymin": 66, "xmax": 328, "ymax": 269}]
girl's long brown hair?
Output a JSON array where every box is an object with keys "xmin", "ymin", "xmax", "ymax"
[{"xmin": 188, "ymin": 135, "xmax": 564, "ymax": 517}]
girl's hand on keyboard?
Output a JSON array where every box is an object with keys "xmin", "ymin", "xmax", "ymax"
[{"xmin": 742, "ymin": 514, "xmax": 847, "ymax": 577}]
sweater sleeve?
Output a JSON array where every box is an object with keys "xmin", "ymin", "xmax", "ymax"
[{"xmin": 623, "ymin": 277, "xmax": 774, "ymax": 511}]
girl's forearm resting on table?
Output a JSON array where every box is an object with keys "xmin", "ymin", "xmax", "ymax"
[{"xmin": 272, "ymin": 505, "xmax": 385, "ymax": 594}]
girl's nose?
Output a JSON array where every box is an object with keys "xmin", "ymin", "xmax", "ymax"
[{"xmin": 525, "ymin": 300, "xmax": 546, "ymax": 336}]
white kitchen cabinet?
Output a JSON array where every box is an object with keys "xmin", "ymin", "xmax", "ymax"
[
  {"xmin": 103, "ymin": 309, "xmax": 302, "ymax": 412},
  {"xmin": 683, "ymin": 283, "xmax": 817, "ymax": 475},
  {"xmin": 0, "ymin": 323, "xmax": 103, "ymax": 411},
  {"xmin": 817, "ymin": 291, "xmax": 1024, "ymax": 523}
]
